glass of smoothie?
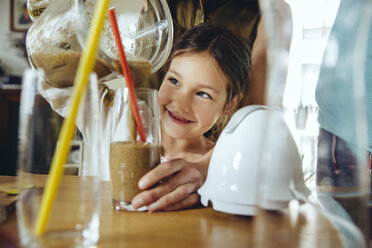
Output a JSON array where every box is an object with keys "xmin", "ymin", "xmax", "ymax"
[{"xmin": 109, "ymin": 88, "xmax": 161, "ymax": 211}]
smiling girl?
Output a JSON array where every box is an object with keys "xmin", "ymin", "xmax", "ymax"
[{"xmin": 131, "ymin": 22, "xmax": 252, "ymax": 212}]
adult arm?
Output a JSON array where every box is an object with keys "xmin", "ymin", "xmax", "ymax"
[{"xmin": 244, "ymin": 19, "xmax": 267, "ymax": 106}]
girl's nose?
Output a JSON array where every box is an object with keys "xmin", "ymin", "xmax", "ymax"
[{"xmin": 174, "ymin": 91, "xmax": 191, "ymax": 113}]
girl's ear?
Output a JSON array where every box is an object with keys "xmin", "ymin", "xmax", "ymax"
[{"xmin": 222, "ymin": 94, "xmax": 241, "ymax": 115}]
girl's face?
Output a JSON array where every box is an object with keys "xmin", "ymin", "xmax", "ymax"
[{"xmin": 159, "ymin": 51, "xmax": 235, "ymax": 140}]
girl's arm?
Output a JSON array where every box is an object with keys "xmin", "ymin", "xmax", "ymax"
[{"xmin": 131, "ymin": 149, "xmax": 213, "ymax": 212}]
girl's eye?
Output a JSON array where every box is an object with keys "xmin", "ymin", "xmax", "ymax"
[
  {"xmin": 169, "ymin": 77, "xmax": 180, "ymax": 86},
  {"xmin": 196, "ymin": 91, "xmax": 212, "ymax": 99}
]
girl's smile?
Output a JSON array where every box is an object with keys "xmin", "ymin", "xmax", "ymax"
[{"xmin": 166, "ymin": 107, "xmax": 195, "ymax": 125}]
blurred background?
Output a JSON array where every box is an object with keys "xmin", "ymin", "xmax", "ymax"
[
  {"xmin": 0, "ymin": 0, "xmax": 31, "ymax": 78},
  {"xmin": 0, "ymin": 0, "xmax": 32, "ymax": 176}
]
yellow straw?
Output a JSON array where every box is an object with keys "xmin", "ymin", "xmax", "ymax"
[{"xmin": 34, "ymin": 0, "xmax": 111, "ymax": 236}]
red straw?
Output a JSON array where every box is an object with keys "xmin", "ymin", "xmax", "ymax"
[{"xmin": 108, "ymin": 8, "xmax": 146, "ymax": 142}]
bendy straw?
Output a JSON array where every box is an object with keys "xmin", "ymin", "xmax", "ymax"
[
  {"xmin": 108, "ymin": 8, "xmax": 147, "ymax": 142},
  {"xmin": 34, "ymin": 0, "xmax": 111, "ymax": 236}
]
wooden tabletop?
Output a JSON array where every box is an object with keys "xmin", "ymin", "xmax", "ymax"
[{"xmin": 0, "ymin": 175, "xmax": 342, "ymax": 248}]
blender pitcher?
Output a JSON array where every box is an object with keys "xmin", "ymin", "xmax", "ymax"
[{"xmin": 26, "ymin": 0, "xmax": 173, "ymax": 88}]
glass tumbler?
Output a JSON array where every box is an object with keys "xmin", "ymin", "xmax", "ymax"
[
  {"xmin": 109, "ymin": 88, "xmax": 161, "ymax": 211},
  {"xmin": 16, "ymin": 69, "xmax": 101, "ymax": 248}
]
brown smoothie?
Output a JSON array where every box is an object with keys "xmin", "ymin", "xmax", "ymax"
[
  {"xmin": 29, "ymin": 51, "xmax": 116, "ymax": 88},
  {"xmin": 30, "ymin": 51, "xmax": 152, "ymax": 89},
  {"xmin": 109, "ymin": 142, "xmax": 160, "ymax": 203}
]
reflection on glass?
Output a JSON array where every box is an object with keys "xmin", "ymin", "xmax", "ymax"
[{"xmin": 255, "ymin": 0, "xmax": 371, "ymax": 246}]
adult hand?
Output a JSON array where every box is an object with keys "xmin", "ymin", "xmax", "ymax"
[{"xmin": 131, "ymin": 150, "xmax": 212, "ymax": 212}]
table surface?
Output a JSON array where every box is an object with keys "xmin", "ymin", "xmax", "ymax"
[{"xmin": 0, "ymin": 175, "xmax": 342, "ymax": 248}]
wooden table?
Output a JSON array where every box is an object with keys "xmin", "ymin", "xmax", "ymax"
[{"xmin": 0, "ymin": 175, "xmax": 342, "ymax": 248}]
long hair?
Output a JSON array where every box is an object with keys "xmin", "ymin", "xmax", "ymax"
[{"xmin": 162, "ymin": 23, "xmax": 251, "ymax": 141}]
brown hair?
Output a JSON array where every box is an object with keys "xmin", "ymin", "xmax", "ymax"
[{"xmin": 162, "ymin": 23, "xmax": 251, "ymax": 141}]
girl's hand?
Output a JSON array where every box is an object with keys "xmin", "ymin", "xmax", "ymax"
[{"xmin": 131, "ymin": 150, "xmax": 212, "ymax": 212}]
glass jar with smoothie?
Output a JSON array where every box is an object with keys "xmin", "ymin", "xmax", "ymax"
[
  {"xmin": 109, "ymin": 88, "xmax": 161, "ymax": 211},
  {"xmin": 26, "ymin": 0, "xmax": 173, "ymax": 88}
]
